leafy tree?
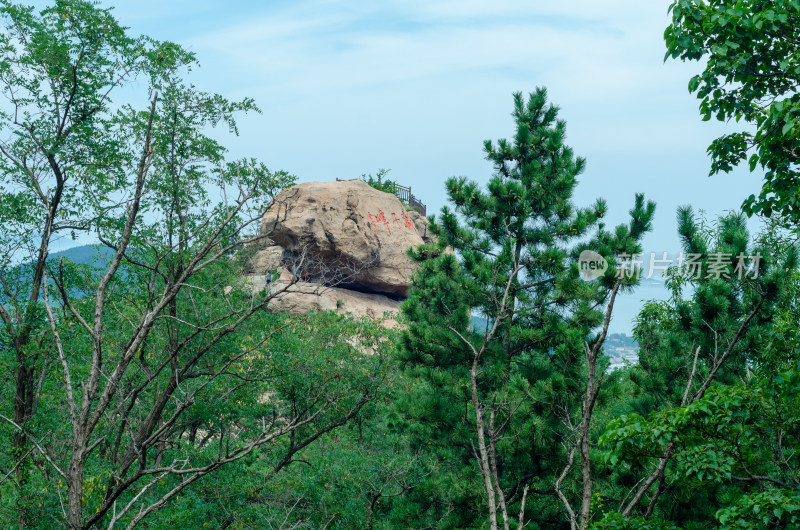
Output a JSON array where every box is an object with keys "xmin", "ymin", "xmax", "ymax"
[
  {"xmin": 0, "ymin": 1, "xmax": 379, "ymax": 528},
  {"xmin": 599, "ymin": 209, "xmax": 798, "ymax": 526},
  {"xmin": 361, "ymin": 168, "xmax": 401, "ymax": 198},
  {"xmin": 109, "ymin": 310, "xmax": 392, "ymax": 530},
  {"xmin": 178, "ymin": 354, "xmax": 428, "ymax": 529},
  {"xmin": 599, "ymin": 358, "xmax": 800, "ymax": 529},
  {"xmin": 399, "ymin": 89, "xmax": 655, "ymax": 529},
  {"xmin": 665, "ymin": 0, "xmax": 800, "ymax": 222},
  {"xmin": 0, "ymin": 2, "xmax": 167, "ymax": 524}
]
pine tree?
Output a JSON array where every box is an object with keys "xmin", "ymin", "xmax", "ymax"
[
  {"xmin": 398, "ymin": 89, "xmax": 655, "ymax": 529},
  {"xmin": 600, "ymin": 208, "xmax": 798, "ymax": 525}
]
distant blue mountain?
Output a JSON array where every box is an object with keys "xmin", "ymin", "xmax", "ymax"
[
  {"xmin": 48, "ymin": 244, "xmax": 113, "ymax": 267},
  {"xmin": 471, "ymin": 314, "xmax": 487, "ymax": 333},
  {"xmin": 0, "ymin": 245, "xmax": 114, "ymax": 303},
  {"xmin": 606, "ymin": 332, "xmax": 638, "ymax": 349}
]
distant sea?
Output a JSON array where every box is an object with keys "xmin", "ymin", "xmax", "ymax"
[{"xmin": 609, "ymin": 278, "xmax": 674, "ymax": 336}]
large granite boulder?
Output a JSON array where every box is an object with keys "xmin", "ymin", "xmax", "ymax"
[
  {"xmin": 263, "ymin": 282, "xmax": 401, "ymax": 329},
  {"xmin": 261, "ymin": 180, "xmax": 426, "ymax": 297},
  {"xmin": 245, "ymin": 245, "xmax": 284, "ymax": 275}
]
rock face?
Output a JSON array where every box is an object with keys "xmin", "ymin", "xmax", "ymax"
[
  {"xmin": 261, "ymin": 180, "xmax": 427, "ymax": 298},
  {"xmin": 261, "ymin": 282, "xmax": 401, "ymax": 328},
  {"xmin": 244, "ymin": 179, "xmax": 432, "ymax": 326},
  {"xmin": 245, "ymin": 246, "xmax": 284, "ymax": 275}
]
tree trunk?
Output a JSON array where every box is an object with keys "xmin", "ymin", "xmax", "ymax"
[
  {"xmin": 13, "ymin": 353, "xmax": 36, "ymax": 529},
  {"xmin": 472, "ymin": 357, "xmax": 499, "ymax": 530},
  {"xmin": 67, "ymin": 442, "xmax": 87, "ymax": 529}
]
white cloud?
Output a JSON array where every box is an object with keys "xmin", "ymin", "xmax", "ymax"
[{"xmin": 100, "ymin": 0, "xmax": 757, "ymax": 255}]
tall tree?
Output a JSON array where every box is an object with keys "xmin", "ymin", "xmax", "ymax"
[
  {"xmin": 399, "ymin": 89, "xmax": 655, "ymax": 529},
  {"xmin": 0, "ymin": 1, "xmax": 384, "ymax": 528},
  {"xmin": 665, "ymin": 0, "xmax": 800, "ymax": 223},
  {"xmin": 0, "ymin": 2, "xmax": 162, "ymax": 524},
  {"xmin": 598, "ymin": 209, "xmax": 798, "ymax": 527}
]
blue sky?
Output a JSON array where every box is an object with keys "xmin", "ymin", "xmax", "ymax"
[
  {"xmin": 32, "ymin": 0, "xmax": 762, "ymax": 332},
  {"xmin": 106, "ymin": 0, "xmax": 767, "ymax": 335},
  {"xmin": 81, "ymin": 0, "xmax": 761, "ymax": 257},
  {"xmin": 96, "ymin": 0, "xmax": 762, "ymax": 259}
]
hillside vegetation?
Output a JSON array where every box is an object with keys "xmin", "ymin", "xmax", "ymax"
[{"xmin": 0, "ymin": 1, "xmax": 799, "ymax": 529}]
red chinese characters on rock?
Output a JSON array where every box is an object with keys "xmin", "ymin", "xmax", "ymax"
[
  {"xmin": 368, "ymin": 209, "xmax": 391, "ymax": 235},
  {"xmin": 368, "ymin": 209, "xmax": 421, "ymax": 237},
  {"xmin": 400, "ymin": 211, "xmax": 419, "ymax": 235}
]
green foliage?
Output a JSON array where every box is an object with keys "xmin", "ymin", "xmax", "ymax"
[
  {"xmin": 399, "ymin": 88, "xmax": 655, "ymax": 527},
  {"xmin": 629, "ymin": 208, "xmax": 793, "ymax": 418},
  {"xmin": 3, "ymin": 1, "xmax": 800, "ymax": 528},
  {"xmin": 0, "ymin": 1, "xmax": 336, "ymax": 528},
  {"xmin": 665, "ymin": 0, "xmax": 800, "ymax": 222},
  {"xmin": 123, "ymin": 312, "xmax": 396, "ymax": 530},
  {"xmin": 600, "ymin": 209, "xmax": 800, "ymax": 526},
  {"xmin": 361, "ymin": 168, "xmax": 401, "ymax": 197},
  {"xmin": 0, "ymin": 262, "xmax": 389, "ymax": 527},
  {"xmin": 592, "ymin": 512, "xmax": 681, "ymax": 529},
  {"xmin": 602, "ymin": 363, "xmax": 800, "ymax": 528},
  {"xmin": 716, "ymin": 489, "xmax": 800, "ymax": 529}
]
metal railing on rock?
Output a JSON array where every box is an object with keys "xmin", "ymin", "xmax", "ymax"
[{"xmin": 336, "ymin": 178, "xmax": 426, "ymax": 216}]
